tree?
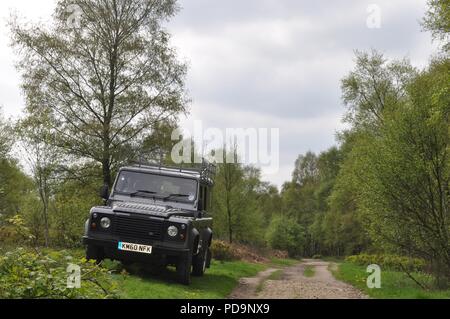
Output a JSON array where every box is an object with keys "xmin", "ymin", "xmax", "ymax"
[
  {"xmin": 0, "ymin": 159, "xmax": 33, "ymax": 218},
  {"xmin": 339, "ymin": 50, "xmax": 450, "ymax": 286},
  {"xmin": 212, "ymin": 147, "xmax": 246, "ymax": 244},
  {"xmin": 211, "ymin": 147, "xmax": 266, "ymax": 245},
  {"xmin": 51, "ymin": 171, "xmax": 102, "ymax": 247},
  {"xmin": 0, "ymin": 109, "xmax": 34, "ymax": 219},
  {"xmin": 11, "ymin": 0, "xmax": 188, "ymax": 187},
  {"xmin": 279, "ymin": 150, "xmax": 336, "ymax": 256},
  {"xmin": 341, "ymin": 50, "xmax": 416, "ymax": 130},
  {"xmin": 358, "ymin": 58, "xmax": 450, "ymax": 287},
  {"xmin": 17, "ymin": 115, "xmax": 62, "ymax": 247},
  {"xmin": 422, "ymin": 0, "xmax": 450, "ymax": 49},
  {"xmin": 292, "ymin": 151, "xmax": 319, "ymax": 186},
  {"xmin": 0, "ymin": 108, "xmax": 12, "ymax": 158},
  {"xmin": 266, "ymin": 216, "xmax": 305, "ymax": 257}
]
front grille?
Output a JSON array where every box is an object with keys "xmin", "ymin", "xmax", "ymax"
[{"xmin": 113, "ymin": 215, "xmax": 164, "ymax": 242}]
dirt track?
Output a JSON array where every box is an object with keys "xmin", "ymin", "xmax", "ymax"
[{"xmin": 229, "ymin": 259, "xmax": 368, "ymax": 299}]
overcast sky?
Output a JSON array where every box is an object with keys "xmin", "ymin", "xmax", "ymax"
[{"xmin": 0, "ymin": 0, "xmax": 438, "ymax": 187}]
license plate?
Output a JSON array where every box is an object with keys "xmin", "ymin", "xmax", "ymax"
[{"xmin": 118, "ymin": 242, "xmax": 153, "ymax": 254}]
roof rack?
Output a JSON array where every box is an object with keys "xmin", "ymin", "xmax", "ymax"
[{"xmin": 130, "ymin": 158, "xmax": 216, "ymax": 186}]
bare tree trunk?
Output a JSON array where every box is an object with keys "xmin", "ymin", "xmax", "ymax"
[
  {"xmin": 38, "ymin": 169, "xmax": 49, "ymax": 247},
  {"xmin": 102, "ymin": 158, "xmax": 112, "ymax": 188},
  {"xmin": 42, "ymin": 201, "xmax": 49, "ymax": 248},
  {"xmin": 227, "ymin": 206, "xmax": 233, "ymax": 244}
]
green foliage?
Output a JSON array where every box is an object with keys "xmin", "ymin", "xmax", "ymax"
[
  {"xmin": 116, "ymin": 260, "xmax": 266, "ymax": 299},
  {"xmin": 345, "ymin": 254, "xmax": 427, "ymax": 272},
  {"xmin": 280, "ymin": 146, "xmax": 359, "ymax": 257},
  {"xmin": 292, "ymin": 151, "xmax": 319, "ymax": 186},
  {"xmin": 303, "ymin": 265, "xmax": 315, "ymax": 277},
  {"xmin": 0, "ymin": 247, "xmax": 118, "ymax": 299},
  {"xmin": 212, "ymin": 149, "xmax": 268, "ymax": 246},
  {"xmin": 0, "ymin": 158, "xmax": 34, "ymax": 219},
  {"xmin": 266, "ymin": 217, "xmax": 305, "ymax": 257},
  {"xmin": 334, "ymin": 262, "xmax": 450, "ymax": 299},
  {"xmin": 351, "ymin": 58, "xmax": 450, "ymax": 286},
  {"xmin": 341, "ymin": 50, "xmax": 416, "ymax": 130},
  {"xmin": 11, "ymin": 0, "xmax": 188, "ymax": 187},
  {"xmin": 269, "ymin": 257, "xmax": 299, "ymax": 267},
  {"xmin": 0, "ymin": 108, "xmax": 12, "ymax": 158},
  {"xmin": 0, "ymin": 216, "xmax": 118, "ymax": 299},
  {"xmin": 422, "ymin": 0, "xmax": 450, "ymax": 49},
  {"xmin": 51, "ymin": 176, "xmax": 102, "ymax": 248},
  {"xmin": 255, "ymin": 269, "xmax": 283, "ymax": 293}
]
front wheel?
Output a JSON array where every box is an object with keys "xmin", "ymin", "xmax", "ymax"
[
  {"xmin": 176, "ymin": 252, "xmax": 192, "ymax": 285},
  {"xmin": 86, "ymin": 244, "xmax": 103, "ymax": 264},
  {"xmin": 192, "ymin": 248, "xmax": 209, "ymax": 277}
]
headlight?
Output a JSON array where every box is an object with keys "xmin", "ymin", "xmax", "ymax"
[
  {"xmin": 167, "ymin": 225, "xmax": 178, "ymax": 237},
  {"xmin": 100, "ymin": 217, "xmax": 111, "ymax": 229}
]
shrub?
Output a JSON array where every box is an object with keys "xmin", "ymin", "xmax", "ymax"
[
  {"xmin": 0, "ymin": 247, "xmax": 119, "ymax": 299},
  {"xmin": 345, "ymin": 254, "xmax": 427, "ymax": 272},
  {"xmin": 210, "ymin": 240, "xmax": 238, "ymax": 261},
  {"xmin": 312, "ymin": 254, "xmax": 322, "ymax": 259},
  {"xmin": 266, "ymin": 217, "xmax": 305, "ymax": 257}
]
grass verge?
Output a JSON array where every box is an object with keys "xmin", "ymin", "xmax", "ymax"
[
  {"xmin": 303, "ymin": 265, "xmax": 315, "ymax": 277},
  {"xmin": 115, "ymin": 260, "xmax": 266, "ymax": 299},
  {"xmin": 269, "ymin": 257, "xmax": 299, "ymax": 267},
  {"xmin": 332, "ymin": 262, "xmax": 450, "ymax": 299},
  {"xmin": 1, "ymin": 244, "xmax": 299, "ymax": 299},
  {"xmin": 255, "ymin": 269, "xmax": 284, "ymax": 293}
]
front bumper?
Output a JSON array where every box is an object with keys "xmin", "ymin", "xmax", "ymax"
[{"xmin": 83, "ymin": 236, "xmax": 190, "ymax": 262}]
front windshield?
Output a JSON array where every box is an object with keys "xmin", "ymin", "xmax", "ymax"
[{"xmin": 114, "ymin": 170, "xmax": 198, "ymax": 202}]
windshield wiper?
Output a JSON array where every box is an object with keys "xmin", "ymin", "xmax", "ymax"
[
  {"xmin": 129, "ymin": 190, "xmax": 158, "ymax": 198},
  {"xmin": 163, "ymin": 193, "xmax": 191, "ymax": 201}
]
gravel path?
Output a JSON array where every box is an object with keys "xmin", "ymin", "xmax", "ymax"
[{"xmin": 229, "ymin": 259, "xmax": 368, "ymax": 299}]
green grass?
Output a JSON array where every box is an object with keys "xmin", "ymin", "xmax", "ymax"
[
  {"xmin": 269, "ymin": 257, "xmax": 299, "ymax": 267},
  {"xmin": 322, "ymin": 256, "xmax": 345, "ymax": 263},
  {"xmin": 255, "ymin": 269, "xmax": 283, "ymax": 293},
  {"xmin": 267, "ymin": 269, "xmax": 284, "ymax": 280},
  {"xmin": 115, "ymin": 260, "xmax": 266, "ymax": 299},
  {"xmin": 1, "ymin": 244, "xmax": 297, "ymax": 299},
  {"xmin": 333, "ymin": 262, "xmax": 450, "ymax": 299},
  {"xmin": 303, "ymin": 265, "xmax": 315, "ymax": 277}
]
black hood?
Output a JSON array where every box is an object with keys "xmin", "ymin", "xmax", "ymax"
[{"xmin": 112, "ymin": 201, "xmax": 193, "ymax": 219}]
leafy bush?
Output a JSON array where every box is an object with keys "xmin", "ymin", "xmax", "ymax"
[
  {"xmin": 0, "ymin": 215, "xmax": 120, "ymax": 299},
  {"xmin": 210, "ymin": 240, "xmax": 238, "ymax": 261},
  {"xmin": 0, "ymin": 247, "xmax": 119, "ymax": 299},
  {"xmin": 312, "ymin": 254, "xmax": 322, "ymax": 259},
  {"xmin": 50, "ymin": 177, "xmax": 101, "ymax": 248},
  {"xmin": 345, "ymin": 254, "xmax": 427, "ymax": 272},
  {"xmin": 0, "ymin": 225, "xmax": 25, "ymax": 245},
  {"xmin": 266, "ymin": 217, "xmax": 305, "ymax": 257}
]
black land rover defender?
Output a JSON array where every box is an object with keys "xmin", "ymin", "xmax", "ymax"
[{"xmin": 82, "ymin": 161, "xmax": 215, "ymax": 285}]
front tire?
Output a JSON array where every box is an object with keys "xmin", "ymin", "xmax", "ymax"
[
  {"xmin": 86, "ymin": 244, "xmax": 103, "ymax": 264},
  {"xmin": 192, "ymin": 248, "xmax": 208, "ymax": 276},
  {"xmin": 176, "ymin": 252, "xmax": 192, "ymax": 285}
]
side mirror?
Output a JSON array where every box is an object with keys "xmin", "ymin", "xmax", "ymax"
[{"xmin": 100, "ymin": 184, "xmax": 110, "ymax": 200}]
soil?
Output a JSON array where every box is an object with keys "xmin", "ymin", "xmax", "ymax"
[{"xmin": 229, "ymin": 259, "xmax": 368, "ymax": 299}]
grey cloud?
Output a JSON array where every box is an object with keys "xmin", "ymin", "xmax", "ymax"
[
  {"xmin": 170, "ymin": 0, "xmax": 432, "ymax": 123},
  {"xmin": 0, "ymin": 0, "xmax": 435, "ymax": 187},
  {"xmin": 169, "ymin": 0, "xmax": 434, "ymax": 186}
]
